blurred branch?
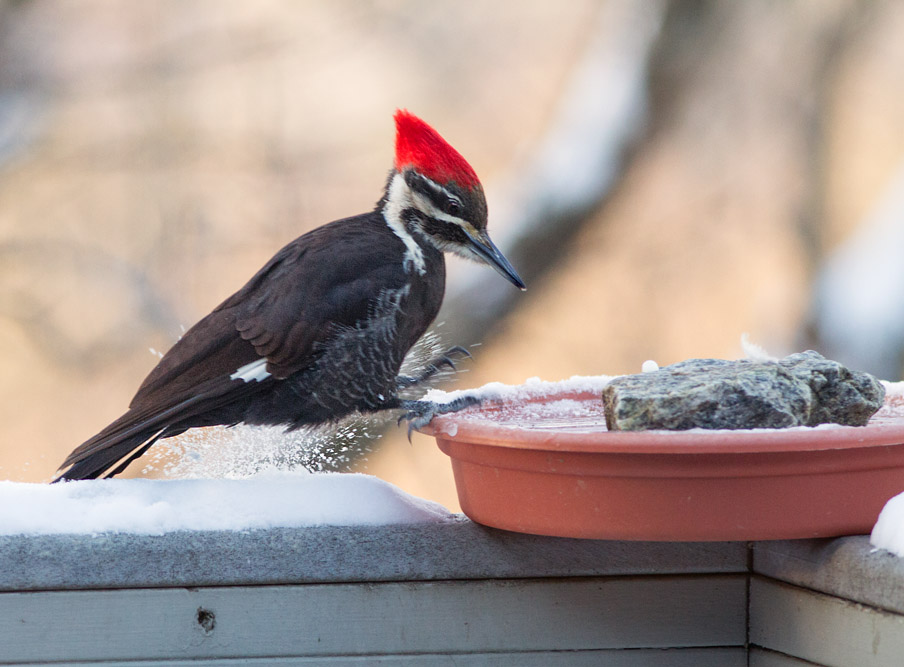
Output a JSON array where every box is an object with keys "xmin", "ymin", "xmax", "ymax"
[
  {"xmin": 810, "ymin": 162, "xmax": 904, "ymax": 379},
  {"xmin": 0, "ymin": 89, "xmax": 41, "ymax": 167},
  {"xmin": 794, "ymin": 3, "xmax": 904, "ymax": 377},
  {"xmin": 0, "ymin": 0, "xmax": 44, "ymax": 169},
  {"xmin": 440, "ymin": 0, "xmax": 667, "ymax": 347},
  {"xmin": 795, "ymin": 1, "xmax": 875, "ymax": 278}
]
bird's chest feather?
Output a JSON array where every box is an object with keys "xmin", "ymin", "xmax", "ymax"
[{"xmin": 245, "ymin": 250, "xmax": 445, "ymax": 428}]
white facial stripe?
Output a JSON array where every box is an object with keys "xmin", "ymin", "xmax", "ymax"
[
  {"xmin": 410, "ymin": 191, "xmax": 469, "ymax": 227},
  {"xmin": 231, "ymin": 358, "xmax": 271, "ymax": 383},
  {"xmin": 420, "ymin": 176, "xmax": 462, "ymax": 207},
  {"xmin": 383, "ymin": 173, "xmax": 426, "ymax": 274}
]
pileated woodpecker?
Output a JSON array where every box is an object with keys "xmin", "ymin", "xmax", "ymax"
[{"xmin": 53, "ymin": 110, "xmax": 524, "ymax": 482}]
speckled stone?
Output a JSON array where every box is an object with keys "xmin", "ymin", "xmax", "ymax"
[{"xmin": 602, "ymin": 350, "xmax": 886, "ymax": 431}]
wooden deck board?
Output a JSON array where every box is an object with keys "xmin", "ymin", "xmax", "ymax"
[{"xmin": 0, "ymin": 576, "xmax": 746, "ymax": 664}]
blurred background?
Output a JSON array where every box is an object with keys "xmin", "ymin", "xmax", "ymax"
[{"xmin": 1, "ymin": 0, "xmax": 903, "ymax": 509}]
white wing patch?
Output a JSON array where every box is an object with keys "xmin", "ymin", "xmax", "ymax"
[
  {"xmin": 230, "ymin": 358, "xmax": 271, "ymax": 383},
  {"xmin": 383, "ymin": 172, "xmax": 426, "ymax": 274}
]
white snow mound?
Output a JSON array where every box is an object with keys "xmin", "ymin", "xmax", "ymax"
[
  {"xmin": 0, "ymin": 472, "xmax": 453, "ymax": 536},
  {"xmin": 871, "ymin": 491, "xmax": 904, "ymax": 557}
]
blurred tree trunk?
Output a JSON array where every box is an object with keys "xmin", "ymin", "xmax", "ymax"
[
  {"xmin": 440, "ymin": 0, "xmax": 879, "ymax": 362},
  {"xmin": 438, "ymin": 0, "xmax": 666, "ymax": 347}
]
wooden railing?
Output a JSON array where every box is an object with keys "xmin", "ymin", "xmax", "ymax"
[{"xmin": 0, "ymin": 519, "xmax": 901, "ymax": 665}]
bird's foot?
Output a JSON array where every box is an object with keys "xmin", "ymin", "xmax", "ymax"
[
  {"xmin": 395, "ymin": 345, "xmax": 472, "ymax": 389},
  {"xmin": 397, "ymin": 394, "xmax": 482, "ymax": 441}
]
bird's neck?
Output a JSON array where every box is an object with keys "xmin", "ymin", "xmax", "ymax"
[{"xmin": 380, "ymin": 171, "xmax": 431, "ymax": 276}]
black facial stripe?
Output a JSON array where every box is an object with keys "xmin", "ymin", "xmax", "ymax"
[
  {"xmin": 421, "ymin": 217, "xmax": 470, "ymax": 246},
  {"xmin": 404, "ymin": 171, "xmax": 462, "ymax": 213}
]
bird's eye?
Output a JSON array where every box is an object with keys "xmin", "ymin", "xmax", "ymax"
[{"xmin": 446, "ymin": 198, "xmax": 462, "ymax": 216}]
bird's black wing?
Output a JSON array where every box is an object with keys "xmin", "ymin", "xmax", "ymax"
[
  {"xmin": 128, "ymin": 240, "xmax": 306, "ymax": 408},
  {"xmin": 56, "ymin": 216, "xmax": 407, "ymax": 480},
  {"xmin": 134, "ymin": 218, "xmax": 407, "ymax": 397}
]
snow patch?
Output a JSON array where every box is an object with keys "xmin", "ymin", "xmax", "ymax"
[
  {"xmin": 0, "ymin": 472, "xmax": 453, "ymax": 536},
  {"xmin": 741, "ymin": 333, "xmax": 778, "ymax": 362},
  {"xmin": 883, "ymin": 381, "xmax": 904, "ymax": 399},
  {"xmin": 421, "ymin": 376, "xmax": 613, "ymax": 434},
  {"xmin": 871, "ymin": 491, "xmax": 904, "ymax": 557},
  {"xmin": 423, "ymin": 374, "xmax": 614, "ymax": 406}
]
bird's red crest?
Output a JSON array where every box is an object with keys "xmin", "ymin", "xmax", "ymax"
[{"xmin": 394, "ymin": 110, "xmax": 480, "ymax": 189}]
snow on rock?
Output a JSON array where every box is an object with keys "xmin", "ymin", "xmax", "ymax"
[
  {"xmin": 0, "ymin": 472, "xmax": 454, "ymax": 536},
  {"xmin": 871, "ymin": 491, "xmax": 904, "ymax": 557},
  {"xmin": 741, "ymin": 333, "xmax": 779, "ymax": 362}
]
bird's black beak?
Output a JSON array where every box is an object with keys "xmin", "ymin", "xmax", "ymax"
[{"xmin": 464, "ymin": 229, "xmax": 526, "ymax": 290}]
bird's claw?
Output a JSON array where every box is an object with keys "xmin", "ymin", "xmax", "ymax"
[
  {"xmin": 428, "ymin": 346, "xmax": 470, "ymax": 375},
  {"xmin": 395, "ymin": 345, "xmax": 473, "ymax": 390},
  {"xmin": 445, "ymin": 345, "xmax": 472, "ymax": 361},
  {"xmin": 435, "ymin": 356, "xmax": 456, "ymax": 372},
  {"xmin": 398, "ymin": 394, "xmax": 482, "ymax": 441}
]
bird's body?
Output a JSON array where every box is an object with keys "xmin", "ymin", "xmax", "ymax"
[{"xmin": 54, "ymin": 111, "xmax": 523, "ymax": 481}]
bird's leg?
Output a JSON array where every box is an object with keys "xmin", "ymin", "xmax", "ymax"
[
  {"xmin": 397, "ymin": 394, "xmax": 482, "ymax": 440},
  {"xmin": 395, "ymin": 345, "xmax": 472, "ymax": 389}
]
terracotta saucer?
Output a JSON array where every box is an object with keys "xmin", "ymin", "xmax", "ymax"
[{"xmin": 421, "ymin": 388, "xmax": 904, "ymax": 541}]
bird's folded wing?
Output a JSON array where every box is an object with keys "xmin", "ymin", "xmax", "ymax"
[{"xmin": 131, "ymin": 221, "xmax": 407, "ymax": 406}]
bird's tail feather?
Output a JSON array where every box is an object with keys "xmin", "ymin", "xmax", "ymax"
[
  {"xmin": 52, "ymin": 428, "xmax": 167, "ymax": 482},
  {"xmin": 53, "ymin": 376, "xmax": 263, "ymax": 482}
]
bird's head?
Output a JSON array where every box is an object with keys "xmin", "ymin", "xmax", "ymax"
[{"xmin": 384, "ymin": 109, "xmax": 525, "ymax": 290}]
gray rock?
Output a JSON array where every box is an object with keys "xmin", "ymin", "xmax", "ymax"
[{"xmin": 602, "ymin": 351, "xmax": 886, "ymax": 431}]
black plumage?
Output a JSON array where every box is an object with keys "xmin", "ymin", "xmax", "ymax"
[{"xmin": 54, "ymin": 111, "xmax": 524, "ymax": 481}]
